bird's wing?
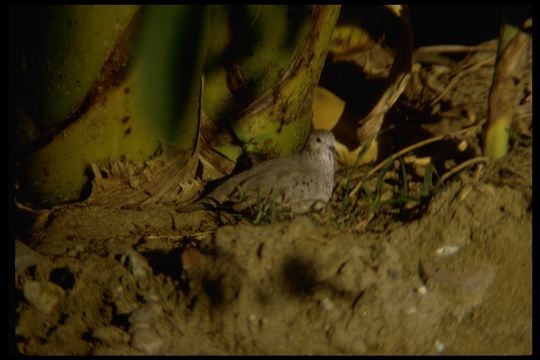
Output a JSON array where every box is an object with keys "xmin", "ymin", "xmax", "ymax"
[{"xmin": 206, "ymin": 158, "xmax": 312, "ymax": 205}]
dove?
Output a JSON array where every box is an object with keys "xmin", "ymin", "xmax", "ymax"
[{"xmin": 178, "ymin": 129, "xmax": 336, "ymax": 214}]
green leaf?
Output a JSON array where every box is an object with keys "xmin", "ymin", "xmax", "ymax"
[{"xmin": 135, "ymin": 5, "xmax": 208, "ymax": 150}]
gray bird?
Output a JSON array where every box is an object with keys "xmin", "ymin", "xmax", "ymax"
[{"xmin": 177, "ymin": 129, "xmax": 336, "ymax": 214}]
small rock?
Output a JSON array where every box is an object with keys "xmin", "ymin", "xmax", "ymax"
[
  {"xmin": 93, "ymin": 326, "xmax": 130, "ymax": 344},
  {"xmin": 181, "ymin": 247, "xmax": 205, "ymax": 273},
  {"xmin": 130, "ymin": 325, "xmax": 164, "ymax": 354},
  {"xmin": 321, "ymin": 297, "xmax": 334, "ymax": 311},
  {"xmin": 120, "ymin": 250, "xmax": 152, "ymax": 280},
  {"xmin": 129, "ymin": 302, "xmax": 163, "ymax": 326},
  {"xmin": 23, "ymin": 280, "xmax": 64, "ymax": 314},
  {"xmin": 435, "ymin": 245, "xmax": 460, "ymax": 256},
  {"xmin": 435, "ymin": 339, "xmax": 445, "ymax": 353}
]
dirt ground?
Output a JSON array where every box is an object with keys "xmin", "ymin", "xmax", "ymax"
[{"xmin": 13, "ymin": 35, "xmax": 532, "ymax": 354}]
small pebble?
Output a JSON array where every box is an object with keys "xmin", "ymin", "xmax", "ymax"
[
  {"xmin": 23, "ymin": 280, "xmax": 64, "ymax": 314},
  {"xmin": 405, "ymin": 306, "xmax": 417, "ymax": 315},
  {"xmin": 120, "ymin": 250, "xmax": 152, "ymax": 280},
  {"xmin": 435, "ymin": 339, "xmax": 445, "ymax": 352},
  {"xmin": 457, "ymin": 140, "xmax": 468, "ymax": 152},
  {"xmin": 321, "ymin": 297, "xmax": 334, "ymax": 311},
  {"xmin": 435, "ymin": 245, "xmax": 460, "ymax": 256},
  {"xmin": 181, "ymin": 248, "xmax": 205, "ymax": 272},
  {"xmin": 130, "ymin": 325, "xmax": 163, "ymax": 354},
  {"xmin": 129, "ymin": 302, "xmax": 163, "ymax": 326},
  {"xmin": 93, "ymin": 326, "xmax": 130, "ymax": 344}
]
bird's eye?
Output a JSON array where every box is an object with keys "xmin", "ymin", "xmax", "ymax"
[{"xmin": 316, "ymin": 137, "xmax": 321, "ymax": 143}]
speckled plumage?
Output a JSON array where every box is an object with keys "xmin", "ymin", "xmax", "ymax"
[{"xmin": 178, "ymin": 130, "xmax": 336, "ymax": 214}]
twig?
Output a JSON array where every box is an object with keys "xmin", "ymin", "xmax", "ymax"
[
  {"xmin": 349, "ymin": 125, "xmax": 480, "ymax": 197},
  {"xmin": 439, "ymin": 156, "xmax": 489, "ymax": 183},
  {"xmin": 415, "ymin": 43, "xmax": 497, "ymax": 55},
  {"xmin": 430, "ymin": 56, "xmax": 495, "ymax": 106},
  {"xmin": 145, "ymin": 230, "xmax": 215, "ymax": 241}
]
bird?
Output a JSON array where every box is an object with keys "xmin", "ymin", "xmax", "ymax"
[{"xmin": 177, "ymin": 129, "xmax": 336, "ymax": 215}]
